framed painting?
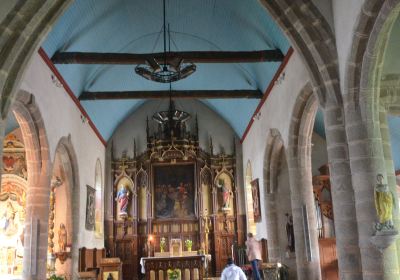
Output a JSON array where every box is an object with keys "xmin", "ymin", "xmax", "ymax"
[
  {"xmin": 85, "ymin": 185, "xmax": 96, "ymax": 230},
  {"xmin": 251, "ymin": 179, "xmax": 261, "ymax": 222},
  {"xmin": 153, "ymin": 164, "xmax": 195, "ymax": 219}
]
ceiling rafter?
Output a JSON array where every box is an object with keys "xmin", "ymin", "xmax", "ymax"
[
  {"xmin": 79, "ymin": 90, "xmax": 263, "ymax": 100},
  {"xmin": 51, "ymin": 49, "xmax": 284, "ymax": 64}
]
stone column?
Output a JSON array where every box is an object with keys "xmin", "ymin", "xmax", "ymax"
[
  {"xmin": 23, "ymin": 170, "xmax": 52, "ymax": 280},
  {"xmin": 287, "ymin": 148, "xmax": 321, "ymax": 280},
  {"xmin": 344, "ymin": 99, "xmax": 399, "ymax": 279},
  {"xmin": 265, "ymin": 193, "xmax": 280, "ymax": 262},
  {"xmin": 323, "ymin": 101, "xmax": 363, "ymax": 279}
]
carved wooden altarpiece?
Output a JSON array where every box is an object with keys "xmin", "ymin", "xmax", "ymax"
[{"xmin": 106, "ymin": 112, "xmax": 244, "ymax": 279}]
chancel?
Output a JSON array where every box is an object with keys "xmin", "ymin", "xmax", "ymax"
[{"xmin": 1, "ymin": 1, "xmax": 400, "ymax": 280}]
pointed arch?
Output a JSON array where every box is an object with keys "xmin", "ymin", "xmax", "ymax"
[
  {"xmin": 11, "ymin": 90, "xmax": 51, "ymax": 279},
  {"xmin": 53, "ymin": 136, "xmax": 80, "ymax": 276}
]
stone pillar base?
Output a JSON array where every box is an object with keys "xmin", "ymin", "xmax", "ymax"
[{"xmin": 370, "ymin": 230, "xmax": 399, "ymax": 252}]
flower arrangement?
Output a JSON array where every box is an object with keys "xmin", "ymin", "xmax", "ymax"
[
  {"xmin": 167, "ymin": 268, "xmax": 181, "ymax": 280},
  {"xmin": 49, "ymin": 275, "xmax": 65, "ymax": 280},
  {"xmin": 160, "ymin": 237, "xmax": 166, "ymax": 252},
  {"xmin": 185, "ymin": 239, "xmax": 193, "ymax": 251}
]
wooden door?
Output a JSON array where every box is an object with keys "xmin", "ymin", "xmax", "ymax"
[
  {"xmin": 318, "ymin": 238, "xmax": 338, "ymax": 280},
  {"xmin": 115, "ymin": 239, "xmax": 136, "ymax": 279}
]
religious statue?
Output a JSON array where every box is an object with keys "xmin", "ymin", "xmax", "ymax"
[
  {"xmin": 58, "ymin": 223, "xmax": 67, "ymax": 252},
  {"xmin": 374, "ymin": 174, "xmax": 395, "ymax": 231},
  {"xmin": 0, "ymin": 201, "xmax": 17, "ymax": 236},
  {"xmin": 285, "ymin": 213, "xmax": 295, "ymax": 252},
  {"xmin": 116, "ymin": 185, "xmax": 130, "ymax": 217},
  {"xmin": 216, "ymin": 178, "xmax": 231, "ymax": 210}
]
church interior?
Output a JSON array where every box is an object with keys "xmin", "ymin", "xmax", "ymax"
[{"xmin": 0, "ymin": 1, "xmax": 400, "ymax": 280}]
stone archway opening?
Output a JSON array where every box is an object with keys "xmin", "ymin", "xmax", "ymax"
[
  {"xmin": 8, "ymin": 91, "xmax": 51, "ymax": 280},
  {"xmin": 0, "ymin": 110, "xmax": 28, "ymax": 279},
  {"xmin": 49, "ymin": 138, "xmax": 80, "ymax": 279}
]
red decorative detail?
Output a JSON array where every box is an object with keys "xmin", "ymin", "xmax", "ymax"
[
  {"xmin": 3, "ymin": 155, "xmax": 15, "ymax": 170},
  {"xmin": 240, "ymin": 47, "xmax": 294, "ymax": 143},
  {"xmin": 38, "ymin": 48, "xmax": 106, "ymax": 146}
]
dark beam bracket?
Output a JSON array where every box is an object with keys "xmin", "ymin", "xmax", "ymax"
[
  {"xmin": 79, "ymin": 90, "xmax": 263, "ymax": 100},
  {"xmin": 52, "ymin": 49, "xmax": 284, "ymax": 64}
]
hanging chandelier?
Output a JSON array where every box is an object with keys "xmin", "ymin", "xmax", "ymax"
[{"xmin": 135, "ymin": 0, "xmax": 196, "ymax": 83}]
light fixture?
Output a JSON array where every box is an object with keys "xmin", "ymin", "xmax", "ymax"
[
  {"xmin": 135, "ymin": 0, "xmax": 196, "ymax": 83},
  {"xmin": 150, "ymin": 83, "xmax": 191, "ymax": 139}
]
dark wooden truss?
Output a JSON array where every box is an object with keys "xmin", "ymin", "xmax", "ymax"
[
  {"xmin": 79, "ymin": 90, "xmax": 263, "ymax": 100},
  {"xmin": 51, "ymin": 49, "xmax": 284, "ymax": 64}
]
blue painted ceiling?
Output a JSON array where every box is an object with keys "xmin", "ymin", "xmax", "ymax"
[{"xmin": 42, "ymin": 0, "xmax": 290, "ymax": 140}]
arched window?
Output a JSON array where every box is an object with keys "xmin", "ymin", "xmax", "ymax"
[
  {"xmin": 94, "ymin": 159, "xmax": 103, "ymax": 238},
  {"xmin": 245, "ymin": 161, "xmax": 257, "ymax": 235}
]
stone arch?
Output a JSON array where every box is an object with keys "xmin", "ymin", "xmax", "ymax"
[
  {"xmin": 10, "ymin": 90, "xmax": 51, "ymax": 279},
  {"xmin": 344, "ymin": 2, "xmax": 400, "ymax": 276},
  {"xmin": 259, "ymin": 0, "xmax": 340, "ymax": 106},
  {"xmin": 263, "ymin": 129, "xmax": 284, "ymax": 263},
  {"xmin": 286, "ymin": 83, "xmax": 322, "ymax": 280},
  {"xmin": 244, "ymin": 161, "xmax": 256, "ymax": 235},
  {"xmin": 52, "ymin": 136, "xmax": 80, "ymax": 277},
  {"xmin": 0, "ymin": 1, "xmax": 73, "ymax": 118},
  {"xmin": 346, "ymin": 0, "xmax": 400, "ymax": 106}
]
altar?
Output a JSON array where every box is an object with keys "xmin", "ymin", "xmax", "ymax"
[{"xmin": 140, "ymin": 255, "xmax": 208, "ymax": 280}]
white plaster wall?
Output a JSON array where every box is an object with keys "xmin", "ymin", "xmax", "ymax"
[
  {"xmin": 241, "ymin": 51, "xmax": 310, "ymax": 239},
  {"xmin": 332, "ymin": 0, "xmax": 364, "ymax": 94},
  {"xmin": 18, "ymin": 52, "xmax": 106, "ymax": 249},
  {"xmin": 311, "ymin": 132, "xmax": 328, "ymax": 176}
]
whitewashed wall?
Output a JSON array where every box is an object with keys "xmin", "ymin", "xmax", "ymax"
[
  {"xmin": 241, "ymin": 51, "xmax": 310, "ymax": 239},
  {"xmin": 19, "ymin": 52, "xmax": 106, "ymax": 249}
]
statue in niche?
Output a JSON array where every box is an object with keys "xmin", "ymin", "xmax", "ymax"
[
  {"xmin": 216, "ymin": 178, "xmax": 231, "ymax": 210},
  {"xmin": 285, "ymin": 213, "xmax": 295, "ymax": 252},
  {"xmin": 374, "ymin": 174, "xmax": 395, "ymax": 231},
  {"xmin": 58, "ymin": 223, "xmax": 67, "ymax": 252},
  {"xmin": 116, "ymin": 185, "xmax": 130, "ymax": 217}
]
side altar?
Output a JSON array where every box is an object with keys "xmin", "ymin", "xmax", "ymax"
[{"xmin": 105, "ymin": 101, "xmax": 245, "ymax": 279}]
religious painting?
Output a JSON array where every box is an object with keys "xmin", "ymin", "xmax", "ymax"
[
  {"xmin": 85, "ymin": 185, "xmax": 96, "ymax": 230},
  {"xmin": 153, "ymin": 164, "xmax": 195, "ymax": 219},
  {"xmin": 251, "ymin": 178, "xmax": 261, "ymax": 222}
]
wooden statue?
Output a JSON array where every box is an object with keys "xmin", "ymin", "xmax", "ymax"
[{"xmin": 58, "ymin": 223, "xmax": 67, "ymax": 252}]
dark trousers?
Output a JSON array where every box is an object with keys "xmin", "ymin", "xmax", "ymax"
[{"xmin": 251, "ymin": 259, "xmax": 261, "ymax": 280}]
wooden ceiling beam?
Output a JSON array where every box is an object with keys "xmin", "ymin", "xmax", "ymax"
[
  {"xmin": 51, "ymin": 49, "xmax": 284, "ymax": 64},
  {"xmin": 79, "ymin": 90, "xmax": 263, "ymax": 100}
]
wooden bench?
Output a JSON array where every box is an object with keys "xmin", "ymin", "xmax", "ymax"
[{"xmin": 77, "ymin": 247, "xmax": 105, "ymax": 280}]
